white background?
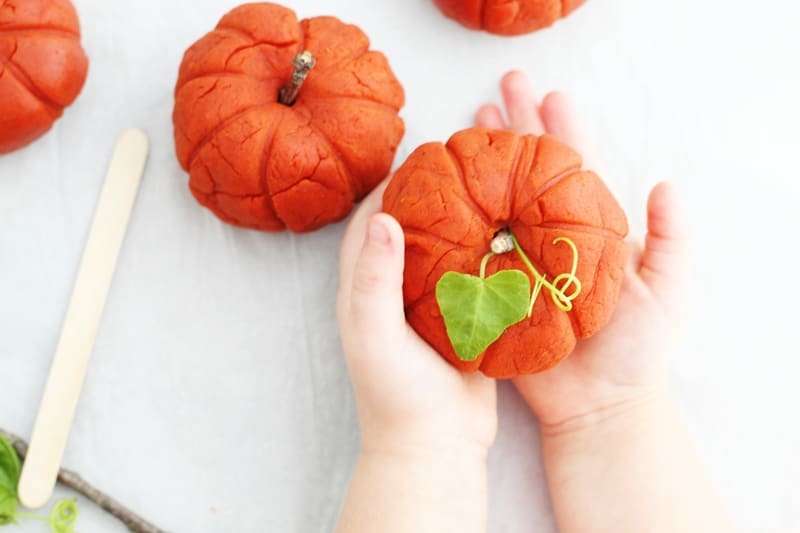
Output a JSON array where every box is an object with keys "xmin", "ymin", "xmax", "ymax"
[{"xmin": 2, "ymin": 0, "xmax": 799, "ymax": 531}]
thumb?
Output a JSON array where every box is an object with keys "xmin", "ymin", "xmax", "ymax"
[
  {"xmin": 347, "ymin": 213, "xmax": 407, "ymax": 349},
  {"xmin": 639, "ymin": 182, "xmax": 691, "ymax": 301}
]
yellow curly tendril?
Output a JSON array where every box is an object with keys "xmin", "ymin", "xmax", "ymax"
[
  {"xmin": 480, "ymin": 230, "xmax": 582, "ymax": 316},
  {"xmin": 49, "ymin": 499, "xmax": 78, "ymax": 533},
  {"xmin": 13, "ymin": 498, "xmax": 78, "ymax": 533},
  {"xmin": 510, "ymin": 235, "xmax": 582, "ymax": 316}
]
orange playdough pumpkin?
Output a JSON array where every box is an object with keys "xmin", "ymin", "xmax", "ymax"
[
  {"xmin": 173, "ymin": 2, "xmax": 405, "ymax": 232},
  {"xmin": 434, "ymin": 0, "xmax": 586, "ymax": 35},
  {"xmin": 383, "ymin": 128, "xmax": 627, "ymax": 378},
  {"xmin": 0, "ymin": 0, "xmax": 88, "ymax": 154}
]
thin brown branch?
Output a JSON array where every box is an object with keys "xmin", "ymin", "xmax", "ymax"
[{"xmin": 0, "ymin": 428, "xmax": 169, "ymax": 533}]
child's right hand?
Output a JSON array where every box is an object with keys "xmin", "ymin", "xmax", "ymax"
[{"xmin": 475, "ymin": 71, "xmax": 692, "ymax": 429}]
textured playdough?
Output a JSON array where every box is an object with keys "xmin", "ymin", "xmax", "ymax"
[
  {"xmin": 433, "ymin": 0, "xmax": 586, "ymax": 36},
  {"xmin": 383, "ymin": 128, "xmax": 628, "ymax": 377},
  {"xmin": 173, "ymin": 2, "xmax": 405, "ymax": 232},
  {"xmin": 0, "ymin": 0, "xmax": 88, "ymax": 154}
]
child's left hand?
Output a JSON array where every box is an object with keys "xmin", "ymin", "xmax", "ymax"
[{"xmin": 337, "ymin": 182, "xmax": 497, "ymax": 459}]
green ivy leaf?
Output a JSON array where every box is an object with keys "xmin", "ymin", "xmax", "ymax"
[
  {"xmin": 0, "ymin": 435, "xmax": 20, "ymax": 525},
  {"xmin": 0, "ymin": 487, "xmax": 16, "ymax": 525},
  {"xmin": 436, "ymin": 270, "xmax": 531, "ymax": 361},
  {"xmin": 0, "ymin": 436, "xmax": 20, "ymax": 497}
]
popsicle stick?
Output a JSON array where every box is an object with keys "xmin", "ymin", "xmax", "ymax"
[{"xmin": 18, "ymin": 128, "xmax": 149, "ymax": 509}]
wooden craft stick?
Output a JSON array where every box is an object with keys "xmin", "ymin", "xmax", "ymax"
[{"xmin": 18, "ymin": 128, "xmax": 149, "ymax": 509}]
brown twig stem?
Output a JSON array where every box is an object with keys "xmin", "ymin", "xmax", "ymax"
[
  {"xmin": 278, "ymin": 51, "xmax": 316, "ymax": 106},
  {"xmin": 0, "ymin": 428, "xmax": 168, "ymax": 533}
]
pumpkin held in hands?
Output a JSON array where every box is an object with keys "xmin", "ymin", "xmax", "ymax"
[
  {"xmin": 0, "ymin": 0, "xmax": 88, "ymax": 154},
  {"xmin": 173, "ymin": 2, "xmax": 405, "ymax": 232},
  {"xmin": 433, "ymin": 0, "xmax": 586, "ymax": 36},
  {"xmin": 383, "ymin": 128, "xmax": 627, "ymax": 378}
]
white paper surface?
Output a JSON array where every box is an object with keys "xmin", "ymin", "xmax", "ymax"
[{"xmin": 1, "ymin": 0, "xmax": 799, "ymax": 531}]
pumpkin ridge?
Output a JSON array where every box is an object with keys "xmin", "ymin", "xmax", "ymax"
[
  {"xmin": 0, "ymin": 22, "xmax": 81, "ymax": 39},
  {"xmin": 537, "ymin": 221, "xmax": 625, "ymax": 240},
  {"xmin": 299, "ymin": 19, "xmax": 368, "ymax": 76},
  {"xmin": 190, "ymin": 164, "xmax": 236, "ymax": 225},
  {"xmin": 303, "ymin": 93, "xmax": 401, "ymax": 115},
  {"xmin": 257, "ymin": 112, "xmax": 284, "ymax": 225},
  {"xmin": 175, "ymin": 71, "xmax": 273, "ymax": 94},
  {"xmin": 214, "ymin": 25, "xmax": 298, "ymax": 49},
  {"xmin": 264, "ymin": 110, "xmax": 352, "ymax": 202},
  {"xmin": 1, "ymin": 45, "xmax": 61, "ymax": 115},
  {"xmin": 419, "ymin": 246, "xmax": 465, "ymax": 308},
  {"xmin": 183, "ymin": 25, "xmax": 299, "ymax": 93},
  {"xmin": 479, "ymin": 0, "xmax": 488, "ymax": 30},
  {"xmin": 221, "ymin": 39, "xmax": 298, "ymax": 73},
  {"xmin": 184, "ymin": 104, "xmax": 271, "ymax": 171},
  {"xmin": 576, "ymin": 238, "xmax": 607, "ymax": 336},
  {"xmin": 529, "ymin": 164, "xmax": 582, "ymax": 208},
  {"xmin": 269, "ymin": 176, "xmax": 346, "ymax": 229},
  {"xmin": 214, "ymin": 23, "xmax": 297, "ymax": 50},
  {"xmin": 196, "ymin": 163, "xmax": 282, "ymax": 230},
  {"xmin": 209, "ymin": 190, "xmax": 270, "ymax": 201},
  {"xmin": 403, "ymin": 290, "xmax": 429, "ymax": 315},
  {"xmin": 443, "ymin": 143, "xmax": 493, "ymax": 226},
  {"xmin": 0, "ymin": 26, "xmax": 79, "ymax": 38},
  {"xmin": 208, "ymin": 191, "xmax": 271, "ymax": 226},
  {"xmin": 507, "ymin": 133, "xmax": 529, "ymax": 225},
  {"xmin": 208, "ymin": 137, "xmax": 267, "ymax": 198},
  {"xmin": 403, "ymin": 225, "xmax": 468, "ymax": 249},
  {"xmin": 268, "ymin": 155, "xmax": 325, "ymax": 196},
  {"xmin": 401, "ymin": 227, "xmax": 489, "ymax": 309},
  {"xmin": 303, "ymin": 114, "xmax": 359, "ymax": 199},
  {"xmin": 509, "ymin": 349, "xmax": 522, "ymax": 375},
  {"xmin": 190, "ymin": 182, "xmax": 226, "ymax": 220}
]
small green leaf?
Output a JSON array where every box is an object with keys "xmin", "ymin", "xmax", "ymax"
[
  {"xmin": 0, "ymin": 435, "xmax": 20, "ymax": 496},
  {"xmin": 0, "ymin": 486, "xmax": 16, "ymax": 525},
  {"xmin": 0, "ymin": 435, "xmax": 21, "ymax": 525},
  {"xmin": 436, "ymin": 269, "xmax": 531, "ymax": 361}
]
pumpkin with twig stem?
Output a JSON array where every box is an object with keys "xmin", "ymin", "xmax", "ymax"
[
  {"xmin": 383, "ymin": 128, "xmax": 627, "ymax": 378},
  {"xmin": 173, "ymin": 2, "xmax": 405, "ymax": 232}
]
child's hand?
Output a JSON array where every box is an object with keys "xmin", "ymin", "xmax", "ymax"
[
  {"xmin": 336, "ymin": 186, "xmax": 497, "ymax": 532},
  {"xmin": 470, "ymin": 72, "xmax": 731, "ymax": 533},
  {"xmin": 475, "ymin": 71, "xmax": 691, "ymax": 428},
  {"xmin": 337, "ymin": 184, "xmax": 497, "ymax": 457}
]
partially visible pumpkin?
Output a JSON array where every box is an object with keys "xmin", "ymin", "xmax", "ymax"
[
  {"xmin": 433, "ymin": 0, "xmax": 586, "ymax": 36},
  {"xmin": 0, "ymin": 0, "xmax": 88, "ymax": 154},
  {"xmin": 383, "ymin": 128, "xmax": 627, "ymax": 378},
  {"xmin": 173, "ymin": 2, "xmax": 405, "ymax": 233}
]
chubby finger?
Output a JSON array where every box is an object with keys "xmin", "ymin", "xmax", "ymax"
[
  {"xmin": 639, "ymin": 182, "xmax": 691, "ymax": 300},
  {"xmin": 540, "ymin": 92, "xmax": 610, "ymax": 189},
  {"xmin": 540, "ymin": 92, "xmax": 586, "ymax": 146},
  {"xmin": 338, "ymin": 179, "xmax": 391, "ymax": 299},
  {"xmin": 500, "ymin": 71, "xmax": 546, "ymax": 135},
  {"xmin": 475, "ymin": 104, "xmax": 507, "ymax": 129},
  {"xmin": 347, "ymin": 213, "xmax": 407, "ymax": 350}
]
